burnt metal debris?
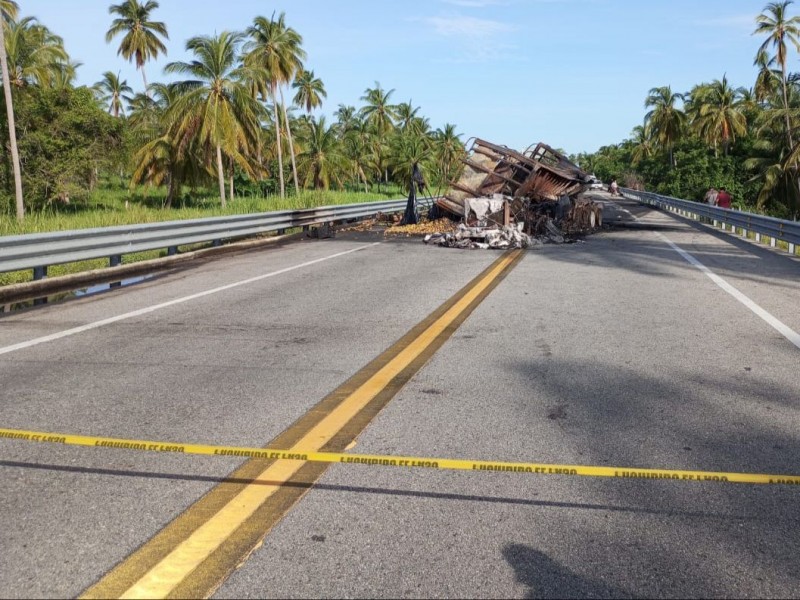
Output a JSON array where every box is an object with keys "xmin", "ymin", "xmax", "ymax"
[{"xmin": 429, "ymin": 138, "xmax": 602, "ymax": 248}]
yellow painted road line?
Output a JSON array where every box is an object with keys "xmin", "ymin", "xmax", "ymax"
[
  {"xmin": 115, "ymin": 250, "xmax": 519, "ymax": 599},
  {"xmin": 2, "ymin": 427, "xmax": 800, "ymax": 486},
  {"xmin": 63, "ymin": 249, "xmax": 523, "ymax": 599}
]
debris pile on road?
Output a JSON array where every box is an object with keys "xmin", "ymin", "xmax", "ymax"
[
  {"xmin": 424, "ymin": 224, "xmax": 532, "ymax": 249},
  {"xmin": 418, "ymin": 138, "xmax": 603, "ymax": 249},
  {"xmin": 384, "ymin": 218, "xmax": 456, "ymax": 237}
]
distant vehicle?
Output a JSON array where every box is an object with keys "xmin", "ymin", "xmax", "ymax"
[{"xmin": 588, "ymin": 175, "xmax": 604, "ymax": 190}]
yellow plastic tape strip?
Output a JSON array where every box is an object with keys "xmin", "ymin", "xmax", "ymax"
[{"xmin": 2, "ymin": 427, "xmax": 799, "ymax": 486}]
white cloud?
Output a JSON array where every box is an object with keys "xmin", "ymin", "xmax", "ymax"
[{"xmin": 421, "ymin": 15, "xmax": 515, "ymax": 37}]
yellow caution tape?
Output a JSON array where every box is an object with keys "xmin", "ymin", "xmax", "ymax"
[{"xmin": 2, "ymin": 426, "xmax": 799, "ymax": 485}]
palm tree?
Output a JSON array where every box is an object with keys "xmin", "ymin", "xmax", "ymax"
[
  {"xmin": 295, "ymin": 116, "xmax": 347, "ymax": 189},
  {"xmin": 130, "ymin": 83, "xmax": 207, "ymax": 208},
  {"xmin": 1, "ymin": 1, "xmax": 18, "ymax": 21},
  {"xmin": 0, "ymin": 0, "xmax": 22, "ymax": 220},
  {"xmin": 432, "ymin": 123, "xmax": 463, "ymax": 189},
  {"xmin": 395, "ymin": 101, "xmax": 419, "ymax": 132},
  {"xmin": 629, "ymin": 123, "xmax": 654, "ymax": 165},
  {"xmin": 745, "ymin": 135, "xmax": 800, "ymax": 218},
  {"xmin": 738, "ymin": 87, "xmax": 761, "ymax": 124},
  {"xmin": 105, "ymin": 0, "xmax": 168, "ymax": 96},
  {"xmin": 291, "ymin": 68, "xmax": 326, "ymax": 113},
  {"xmin": 51, "ymin": 58, "xmax": 82, "ymax": 88},
  {"xmin": 360, "ymin": 82, "xmax": 397, "ymax": 187},
  {"xmin": 360, "ymin": 82, "xmax": 397, "ymax": 136},
  {"xmin": 754, "ymin": 48, "xmax": 781, "ymax": 104},
  {"xmin": 644, "ymin": 85, "xmax": 686, "ymax": 167},
  {"xmin": 390, "ymin": 130, "xmax": 431, "ymax": 191},
  {"xmin": 684, "ymin": 83, "xmax": 711, "ymax": 123},
  {"xmin": 691, "ymin": 76, "xmax": 748, "ymax": 155},
  {"xmin": 410, "ymin": 116, "xmax": 431, "ymax": 138},
  {"xmin": 334, "ymin": 103, "xmax": 358, "ymax": 134},
  {"xmin": 3, "ymin": 17, "xmax": 71, "ymax": 88},
  {"xmin": 339, "ymin": 114, "xmax": 371, "ymax": 192},
  {"xmin": 754, "ymin": 1, "xmax": 800, "ymax": 151},
  {"xmin": 94, "ymin": 71, "xmax": 133, "ymax": 117},
  {"xmin": 165, "ymin": 32, "xmax": 263, "ymax": 207},
  {"xmin": 244, "ymin": 13, "xmax": 306, "ymax": 197}
]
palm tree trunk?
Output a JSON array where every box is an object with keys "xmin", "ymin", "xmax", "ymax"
[
  {"xmin": 229, "ymin": 157, "xmax": 234, "ymax": 201},
  {"xmin": 781, "ymin": 63, "xmax": 799, "ymax": 205},
  {"xmin": 279, "ymin": 87, "xmax": 299, "ymax": 195},
  {"xmin": 782, "ymin": 63, "xmax": 794, "ymax": 152},
  {"xmin": 141, "ymin": 65, "xmax": 150, "ymax": 99},
  {"xmin": 256, "ymin": 128, "xmax": 263, "ymax": 180},
  {"xmin": 272, "ymin": 85, "xmax": 285, "ymax": 198},
  {"xmin": 166, "ymin": 174, "xmax": 175, "ymax": 209},
  {"xmin": 0, "ymin": 22, "xmax": 24, "ymax": 221},
  {"xmin": 216, "ymin": 144, "xmax": 227, "ymax": 208}
]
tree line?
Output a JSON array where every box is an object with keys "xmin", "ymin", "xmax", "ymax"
[
  {"xmin": 0, "ymin": 0, "xmax": 466, "ymax": 221},
  {"xmin": 575, "ymin": 1, "xmax": 800, "ymax": 220}
]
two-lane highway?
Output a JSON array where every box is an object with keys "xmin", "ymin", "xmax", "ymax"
[{"xmin": 1, "ymin": 197, "xmax": 799, "ymax": 598}]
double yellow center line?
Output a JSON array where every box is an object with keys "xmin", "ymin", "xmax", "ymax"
[{"xmin": 79, "ymin": 249, "xmax": 524, "ymax": 599}]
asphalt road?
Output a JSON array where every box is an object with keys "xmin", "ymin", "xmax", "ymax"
[{"xmin": 1, "ymin": 195, "xmax": 799, "ymax": 599}]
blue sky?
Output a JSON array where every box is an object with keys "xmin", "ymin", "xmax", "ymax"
[{"xmin": 29, "ymin": 0, "xmax": 773, "ymax": 153}]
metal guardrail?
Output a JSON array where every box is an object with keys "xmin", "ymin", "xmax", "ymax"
[
  {"xmin": 621, "ymin": 188, "xmax": 800, "ymax": 255},
  {"xmin": 0, "ymin": 198, "xmax": 424, "ymax": 275}
]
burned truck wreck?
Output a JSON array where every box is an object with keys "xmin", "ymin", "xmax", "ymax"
[{"xmin": 425, "ymin": 138, "xmax": 602, "ymax": 249}]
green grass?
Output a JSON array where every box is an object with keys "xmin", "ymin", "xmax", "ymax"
[
  {"xmin": 0, "ymin": 184, "xmax": 405, "ymax": 236},
  {"xmin": 0, "ymin": 185, "xmax": 404, "ymax": 287}
]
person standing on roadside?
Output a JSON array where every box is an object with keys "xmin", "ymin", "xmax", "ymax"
[
  {"xmin": 716, "ymin": 187, "xmax": 732, "ymax": 209},
  {"xmin": 704, "ymin": 187, "xmax": 719, "ymax": 205}
]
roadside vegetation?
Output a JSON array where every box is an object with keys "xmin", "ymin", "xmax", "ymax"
[
  {"xmin": 0, "ymin": 0, "xmax": 465, "ymax": 230},
  {"xmin": 2, "ymin": 0, "xmax": 800, "ymax": 240},
  {"xmin": 575, "ymin": 1, "xmax": 800, "ymax": 221}
]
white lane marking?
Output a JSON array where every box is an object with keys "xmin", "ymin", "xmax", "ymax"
[
  {"xmin": 655, "ymin": 232, "xmax": 800, "ymax": 350},
  {"xmin": 0, "ymin": 243, "xmax": 381, "ymax": 356},
  {"xmin": 618, "ymin": 203, "xmax": 800, "ymax": 350}
]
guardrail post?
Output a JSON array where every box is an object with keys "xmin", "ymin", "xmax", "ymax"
[
  {"xmin": 771, "ymin": 237, "xmax": 777, "ymax": 248},
  {"xmin": 32, "ymin": 266, "xmax": 48, "ymax": 306},
  {"xmin": 790, "ymin": 243, "xmax": 796, "ymax": 254},
  {"xmin": 33, "ymin": 265, "xmax": 47, "ymax": 280},
  {"xmin": 108, "ymin": 256, "xmax": 122, "ymax": 288},
  {"xmin": 756, "ymin": 233, "xmax": 761, "ymax": 242}
]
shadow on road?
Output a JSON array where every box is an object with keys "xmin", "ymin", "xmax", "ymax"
[
  {"xmin": 503, "ymin": 355, "xmax": 800, "ymax": 597},
  {"xmin": 503, "ymin": 544, "xmax": 631, "ymax": 599},
  {"xmin": 537, "ymin": 197, "xmax": 800, "ymax": 291},
  {"xmin": 0, "ymin": 459, "xmax": 768, "ymax": 523}
]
